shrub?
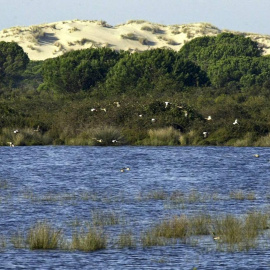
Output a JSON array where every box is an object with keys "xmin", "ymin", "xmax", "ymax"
[
  {"xmin": 90, "ymin": 126, "xmax": 126, "ymax": 146},
  {"xmin": 121, "ymin": 33, "xmax": 138, "ymax": 41}
]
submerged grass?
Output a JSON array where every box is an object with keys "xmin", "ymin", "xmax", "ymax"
[
  {"xmin": 91, "ymin": 210, "xmax": 121, "ymax": 226},
  {"xmin": 117, "ymin": 230, "xmax": 136, "ymax": 249}
]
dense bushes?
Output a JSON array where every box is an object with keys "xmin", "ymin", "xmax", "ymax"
[
  {"xmin": 1, "ymin": 34, "xmax": 270, "ymax": 146},
  {"xmin": 0, "ymin": 41, "xmax": 29, "ymax": 86}
]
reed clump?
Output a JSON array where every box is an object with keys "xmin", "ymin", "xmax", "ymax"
[
  {"xmin": 27, "ymin": 221, "xmax": 63, "ymax": 250},
  {"xmin": 117, "ymin": 230, "xmax": 136, "ymax": 249},
  {"xmin": 91, "ymin": 210, "xmax": 121, "ymax": 226},
  {"xmin": 141, "ymin": 230, "xmax": 171, "ymax": 247},
  {"xmin": 212, "ymin": 212, "xmax": 269, "ymax": 250},
  {"xmin": 10, "ymin": 231, "xmax": 26, "ymax": 249},
  {"xmin": 154, "ymin": 215, "xmax": 190, "ymax": 239},
  {"xmin": 190, "ymin": 214, "xmax": 212, "ymax": 235},
  {"xmin": 143, "ymin": 127, "xmax": 180, "ymax": 146},
  {"xmin": 71, "ymin": 227, "xmax": 107, "ymax": 252},
  {"xmin": 146, "ymin": 190, "xmax": 168, "ymax": 200},
  {"xmin": 230, "ymin": 190, "xmax": 256, "ymax": 201}
]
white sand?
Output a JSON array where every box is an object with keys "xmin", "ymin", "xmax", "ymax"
[{"xmin": 0, "ymin": 19, "xmax": 269, "ymax": 61}]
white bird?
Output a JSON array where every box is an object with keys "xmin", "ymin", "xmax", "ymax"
[
  {"xmin": 233, "ymin": 119, "xmax": 239, "ymax": 125},
  {"xmin": 183, "ymin": 110, "xmax": 188, "ymax": 117},
  {"xmin": 91, "ymin": 108, "xmax": 97, "ymax": 112},
  {"xmin": 114, "ymin": 102, "xmax": 120, "ymax": 107},
  {"xmin": 13, "ymin": 129, "xmax": 19, "ymax": 134},
  {"xmin": 100, "ymin": 108, "xmax": 107, "ymax": 112},
  {"xmin": 7, "ymin": 142, "xmax": 14, "ymax": 147},
  {"xmin": 203, "ymin": 131, "xmax": 208, "ymax": 138},
  {"xmin": 165, "ymin": 102, "xmax": 171, "ymax": 108},
  {"xmin": 139, "ymin": 114, "xmax": 143, "ymax": 117},
  {"xmin": 151, "ymin": 118, "xmax": 156, "ymax": 123},
  {"xmin": 92, "ymin": 138, "xmax": 103, "ymax": 143},
  {"xmin": 205, "ymin": 116, "xmax": 212, "ymax": 121},
  {"xmin": 112, "ymin": 139, "xmax": 118, "ymax": 143}
]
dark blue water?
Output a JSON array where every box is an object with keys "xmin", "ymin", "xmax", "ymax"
[{"xmin": 1, "ymin": 146, "xmax": 270, "ymax": 269}]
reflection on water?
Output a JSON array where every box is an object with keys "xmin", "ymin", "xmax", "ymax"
[{"xmin": 0, "ymin": 146, "xmax": 270, "ymax": 269}]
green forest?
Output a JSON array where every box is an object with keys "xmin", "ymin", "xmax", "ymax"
[{"xmin": 1, "ymin": 32, "xmax": 270, "ymax": 146}]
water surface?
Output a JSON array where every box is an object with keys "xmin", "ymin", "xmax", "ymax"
[{"xmin": 1, "ymin": 146, "xmax": 270, "ymax": 269}]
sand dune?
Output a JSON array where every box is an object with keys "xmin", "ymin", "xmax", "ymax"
[{"xmin": 0, "ymin": 19, "xmax": 269, "ymax": 61}]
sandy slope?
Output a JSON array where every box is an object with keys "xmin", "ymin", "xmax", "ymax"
[{"xmin": 0, "ymin": 19, "xmax": 269, "ymax": 61}]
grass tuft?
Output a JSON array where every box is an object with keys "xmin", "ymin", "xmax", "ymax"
[
  {"xmin": 143, "ymin": 127, "xmax": 180, "ymax": 146},
  {"xmin": 71, "ymin": 227, "xmax": 107, "ymax": 252},
  {"xmin": 117, "ymin": 230, "xmax": 136, "ymax": 249},
  {"xmin": 27, "ymin": 221, "xmax": 62, "ymax": 250}
]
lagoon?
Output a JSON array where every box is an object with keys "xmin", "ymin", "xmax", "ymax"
[{"xmin": 1, "ymin": 146, "xmax": 270, "ymax": 269}]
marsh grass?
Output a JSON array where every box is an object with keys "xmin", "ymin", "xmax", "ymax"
[
  {"xmin": 230, "ymin": 190, "xmax": 256, "ymax": 201},
  {"xmin": 190, "ymin": 214, "xmax": 212, "ymax": 235},
  {"xmin": 255, "ymin": 133, "xmax": 270, "ymax": 146},
  {"xmin": 117, "ymin": 230, "xmax": 136, "ymax": 249},
  {"xmin": 71, "ymin": 227, "xmax": 107, "ymax": 251},
  {"xmin": 27, "ymin": 221, "xmax": 63, "ymax": 250},
  {"xmin": 143, "ymin": 127, "xmax": 180, "ymax": 146},
  {"xmin": 154, "ymin": 216, "xmax": 190, "ymax": 239},
  {"xmin": 91, "ymin": 210, "xmax": 121, "ymax": 226},
  {"xmin": 212, "ymin": 212, "xmax": 269, "ymax": 251},
  {"xmin": 11, "ymin": 231, "xmax": 26, "ymax": 249},
  {"xmin": 141, "ymin": 230, "xmax": 172, "ymax": 247},
  {"xmin": 146, "ymin": 190, "xmax": 168, "ymax": 200},
  {"xmin": 0, "ymin": 127, "xmax": 52, "ymax": 146}
]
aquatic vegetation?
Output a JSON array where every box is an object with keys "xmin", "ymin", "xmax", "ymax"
[
  {"xmin": 11, "ymin": 231, "xmax": 26, "ymax": 249},
  {"xmin": 91, "ymin": 210, "xmax": 121, "ymax": 226},
  {"xmin": 230, "ymin": 190, "xmax": 256, "ymax": 201},
  {"xmin": 154, "ymin": 215, "xmax": 190, "ymax": 239},
  {"xmin": 140, "ymin": 230, "xmax": 172, "ymax": 247},
  {"xmin": 27, "ymin": 221, "xmax": 63, "ymax": 250},
  {"xmin": 71, "ymin": 227, "xmax": 107, "ymax": 252},
  {"xmin": 117, "ymin": 230, "xmax": 136, "ymax": 249}
]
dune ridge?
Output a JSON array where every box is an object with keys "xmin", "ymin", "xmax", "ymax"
[{"xmin": 0, "ymin": 19, "xmax": 269, "ymax": 61}]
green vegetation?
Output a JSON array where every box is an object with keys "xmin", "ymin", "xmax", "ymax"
[
  {"xmin": 1, "ymin": 189, "xmax": 270, "ymax": 253},
  {"xmin": 1, "ymin": 33, "xmax": 270, "ymax": 146},
  {"xmin": 27, "ymin": 221, "xmax": 63, "ymax": 250},
  {"xmin": 71, "ymin": 227, "xmax": 107, "ymax": 251}
]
